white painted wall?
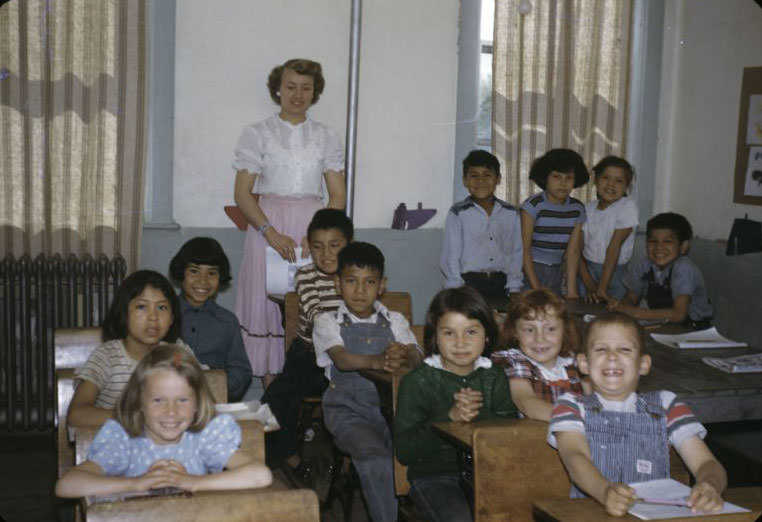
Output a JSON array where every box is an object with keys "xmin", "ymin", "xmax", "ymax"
[
  {"xmin": 655, "ymin": 0, "xmax": 762, "ymax": 240},
  {"xmin": 172, "ymin": 0, "xmax": 459, "ymax": 229}
]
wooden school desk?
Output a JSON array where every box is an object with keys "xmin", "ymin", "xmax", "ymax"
[
  {"xmin": 533, "ymin": 487, "xmax": 762, "ymax": 522},
  {"xmin": 568, "ymin": 302, "xmax": 762, "ymax": 423}
]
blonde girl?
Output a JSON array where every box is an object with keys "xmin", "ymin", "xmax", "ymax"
[
  {"xmin": 492, "ymin": 289, "xmax": 586, "ymax": 421},
  {"xmin": 68, "ymin": 270, "xmax": 187, "ymax": 429},
  {"xmin": 56, "ymin": 345, "xmax": 271, "ymax": 498},
  {"xmin": 579, "ymin": 156, "xmax": 639, "ymax": 302}
]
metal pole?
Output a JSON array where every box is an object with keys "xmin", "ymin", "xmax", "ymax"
[{"xmin": 345, "ymin": 0, "xmax": 361, "ymax": 219}]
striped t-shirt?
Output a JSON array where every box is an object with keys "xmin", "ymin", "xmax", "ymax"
[
  {"xmin": 547, "ymin": 391, "xmax": 706, "ymax": 449},
  {"xmin": 294, "ymin": 263, "xmax": 342, "ymax": 346},
  {"xmin": 521, "ymin": 191, "xmax": 586, "ymax": 265},
  {"xmin": 74, "ymin": 339, "xmax": 193, "ymax": 409}
]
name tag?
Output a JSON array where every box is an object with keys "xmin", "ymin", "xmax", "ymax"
[{"xmin": 636, "ymin": 459, "xmax": 652, "ymax": 474}]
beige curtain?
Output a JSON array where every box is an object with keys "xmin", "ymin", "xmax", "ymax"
[
  {"xmin": 0, "ymin": 0, "xmax": 147, "ymax": 270},
  {"xmin": 492, "ymin": 0, "xmax": 632, "ymax": 206}
]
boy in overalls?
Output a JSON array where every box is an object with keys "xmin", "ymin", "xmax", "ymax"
[
  {"xmin": 609, "ymin": 212, "xmax": 713, "ymax": 327},
  {"xmin": 313, "ymin": 241, "xmax": 422, "ymax": 522},
  {"xmin": 549, "ymin": 312, "xmax": 726, "ymax": 517}
]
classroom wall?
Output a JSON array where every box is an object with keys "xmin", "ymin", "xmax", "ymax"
[
  {"xmin": 654, "ymin": 0, "xmax": 762, "ymax": 240},
  {"xmin": 172, "ymin": 0, "xmax": 459, "ymax": 230}
]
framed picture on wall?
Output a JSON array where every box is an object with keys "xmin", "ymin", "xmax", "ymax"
[{"xmin": 733, "ymin": 67, "xmax": 762, "ymax": 205}]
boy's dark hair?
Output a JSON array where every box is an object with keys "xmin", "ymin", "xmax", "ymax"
[
  {"xmin": 103, "ymin": 270, "xmax": 181, "ymax": 342},
  {"xmin": 462, "ymin": 149, "xmax": 501, "ymax": 178},
  {"xmin": 585, "ymin": 311, "xmax": 646, "ymax": 356},
  {"xmin": 169, "ymin": 237, "xmax": 232, "ymax": 285},
  {"xmin": 424, "ymin": 286, "xmax": 499, "ymax": 357},
  {"xmin": 306, "ymin": 209, "xmax": 354, "ymax": 242},
  {"xmin": 592, "ymin": 155, "xmax": 635, "ymax": 186},
  {"xmin": 529, "ymin": 148, "xmax": 590, "ymax": 189},
  {"xmin": 646, "ymin": 212, "xmax": 693, "ymax": 243},
  {"xmin": 337, "ymin": 241, "xmax": 384, "ymax": 277}
]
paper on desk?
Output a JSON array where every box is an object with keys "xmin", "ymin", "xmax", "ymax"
[
  {"xmin": 702, "ymin": 352, "xmax": 762, "ymax": 373},
  {"xmin": 650, "ymin": 327, "xmax": 748, "ymax": 349},
  {"xmin": 628, "ymin": 479, "xmax": 748, "ymax": 520},
  {"xmin": 265, "ymin": 247, "xmax": 312, "ymax": 295},
  {"xmin": 215, "ymin": 400, "xmax": 280, "ymax": 432}
]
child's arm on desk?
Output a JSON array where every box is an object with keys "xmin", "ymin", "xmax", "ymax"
[
  {"xmin": 676, "ymin": 435, "xmax": 726, "ymax": 513},
  {"xmin": 609, "ymin": 290, "xmax": 690, "ymax": 323},
  {"xmin": 326, "ymin": 346, "xmax": 386, "ymax": 371},
  {"xmin": 509, "ymin": 379, "xmax": 553, "ymax": 421},
  {"xmin": 556, "ymin": 431, "xmax": 638, "ymax": 516}
]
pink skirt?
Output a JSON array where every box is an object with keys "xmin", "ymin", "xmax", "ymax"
[{"xmin": 234, "ymin": 195, "xmax": 323, "ymax": 376}]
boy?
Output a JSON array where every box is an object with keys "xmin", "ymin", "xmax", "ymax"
[
  {"xmin": 260, "ymin": 208, "xmax": 354, "ymax": 470},
  {"xmin": 313, "ymin": 242, "xmax": 422, "ymax": 522},
  {"xmin": 441, "ymin": 149, "xmax": 523, "ymax": 303},
  {"xmin": 550, "ymin": 312, "xmax": 726, "ymax": 517},
  {"xmin": 611, "ymin": 212, "xmax": 713, "ymax": 326},
  {"xmin": 169, "ymin": 237, "xmax": 252, "ymax": 401}
]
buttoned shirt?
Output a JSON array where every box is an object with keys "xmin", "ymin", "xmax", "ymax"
[{"xmin": 440, "ymin": 196, "xmax": 523, "ymax": 292}]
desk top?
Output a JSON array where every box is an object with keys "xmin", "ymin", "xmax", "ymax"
[
  {"xmin": 567, "ymin": 302, "xmax": 762, "ymax": 423},
  {"xmin": 533, "ymin": 487, "xmax": 762, "ymax": 522},
  {"xmin": 432, "ymin": 418, "xmax": 547, "ymax": 449}
]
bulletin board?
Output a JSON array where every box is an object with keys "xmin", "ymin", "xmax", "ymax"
[{"xmin": 733, "ymin": 66, "xmax": 762, "ymax": 205}]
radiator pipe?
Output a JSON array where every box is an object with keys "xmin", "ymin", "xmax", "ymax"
[{"xmin": 345, "ymin": 0, "xmax": 362, "ymax": 219}]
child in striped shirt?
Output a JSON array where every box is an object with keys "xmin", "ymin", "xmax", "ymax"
[{"xmin": 549, "ymin": 312, "xmax": 726, "ymax": 516}]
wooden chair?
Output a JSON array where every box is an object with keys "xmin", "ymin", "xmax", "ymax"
[{"xmin": 84, "ymin": 487, "xmax": 320, "ymax": 522}]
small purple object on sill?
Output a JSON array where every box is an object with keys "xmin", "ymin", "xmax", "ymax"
[{"xmin": 391, "ymin": 202, "xmax": 436, "ymax": 230}]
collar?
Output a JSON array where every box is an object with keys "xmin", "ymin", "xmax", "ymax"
[
  {"xmin": 506, "ymin": 348, "xmax": 573, "ymax": 381},
  {"xmin": 275, "ymin": 113, "xmax": 310, "ymax": 128},
  {"xmin": 543, "ymin": 191, "xmax": 569, "ymax": 206},
  {"xmin": 593, "ymin": 391, "xmax": 638, "ymax": 412},
  {"xmin": 179, "ymin": 293, "xmax": 215, "ymax": 313},
  {"xmin": 335, "ymin": 300, "xmax": 391, "ymax": 323},
  {"xmin": 424, "ymin": 354, "xmax": 492, "ymax": 371}
]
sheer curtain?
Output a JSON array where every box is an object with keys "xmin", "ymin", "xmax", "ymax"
[
  {"xmin": 492, "ymin": 0, "xmax": 632, "ymax": 205},
  {"xmin": 0, "ymin": 0, "xmax": 147, "ymax": 270}
]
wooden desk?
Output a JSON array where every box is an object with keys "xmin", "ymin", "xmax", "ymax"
[
  {"xmin": 533, "ymin": 487, "xmax": 762, "ymax": 522},
  {"xmin": 433, "ymin": 419, "xmax": 571, "ymax": 522},
  {"xmin": 567, "ymin": 302, "xmax": 762, "ymax": 423}
]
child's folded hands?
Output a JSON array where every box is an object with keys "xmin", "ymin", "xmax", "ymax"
[
  {"xmin": 449, "ymin": 388, "xmax": 483, "ymax": 422},
  {"xmin": 383, "ymin": 342, "xmax": 410, "ymax": 372}
]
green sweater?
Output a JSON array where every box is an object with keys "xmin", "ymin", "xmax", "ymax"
[{"xmin": 394, "ymin": 359, "xmax": 517, "ymax": 480}]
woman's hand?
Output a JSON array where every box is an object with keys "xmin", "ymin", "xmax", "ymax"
[{"xmin": 264, "ymin": 228, "xmax": 297, "ymax": 262}]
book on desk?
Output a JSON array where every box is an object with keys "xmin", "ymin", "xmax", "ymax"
[
  {"xmin": 627, "ymin": 479, "xmax": 749, "ymax": 520},
  {"xmin": 650, "ymin": 327, "xmax": 748, "ymax": 349}
]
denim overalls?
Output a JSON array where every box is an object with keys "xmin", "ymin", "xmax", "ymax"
[
  {"xmin": 644, "ymin": 266, "xmax": 674, "ymax": 310},
  {"xmin": 571, "ymin": 392, "xmax": 670, "ymax": 498},
  {"xmin": 322, "ymin": 313, "xmax": 398, "ymax": 522}
]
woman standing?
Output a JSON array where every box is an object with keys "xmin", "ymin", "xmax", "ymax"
[{"xmin": 232, "ymin": 59, "xmax": 346, "ymax": 389}]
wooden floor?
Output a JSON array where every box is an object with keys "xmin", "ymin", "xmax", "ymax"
[{"xmin": 2, "ymin": 421, "xmax": 761, "ymax": 522}]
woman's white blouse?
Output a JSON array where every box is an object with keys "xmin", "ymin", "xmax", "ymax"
[{"xmin": 232, "ymin": 115, "xmax": 344, "ymax": 198}]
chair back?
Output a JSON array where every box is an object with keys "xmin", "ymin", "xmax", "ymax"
[
  {"xmin": 85, "ymin": 488, "xmax": 319, "ymax": 522},
  {"xmin": 55, "ymin": 327, "xmax": 102, "ymax": 478}
]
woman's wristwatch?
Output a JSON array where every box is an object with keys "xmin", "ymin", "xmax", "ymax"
[{"xmin": 257, "ymin": 221, "xmax": 271, "ymax": 235}]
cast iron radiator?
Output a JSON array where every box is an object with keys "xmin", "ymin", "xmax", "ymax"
[{"xmin": 0, "ymin": 254, "xmax": 126, "ymax": 431}]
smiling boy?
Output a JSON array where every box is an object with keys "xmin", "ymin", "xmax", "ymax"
[
  {"xmin": 611, "ymin": 212, "xmax": 713, "ymax": 326},
  {"xmin": 313, "ymin": 241, "xmax": 421, "ymax": 522},
  {"xmin": 261, "ymin": 208, "xmax": 353, "ymax": 470},
  {"xmin": 549, "ymin": 313, "xmax": 726, "ymax": 516}
]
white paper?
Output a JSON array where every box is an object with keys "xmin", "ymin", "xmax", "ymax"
[
  {"xmin": 628, "ymin": 478, "xmax": 749, "ymax": 520},
  {"xmin": 215, "ymin": 400, "xmax": 280, "ymax": 432},
  {"xmin": 650, "ymin": 327, "xmax": 748, "ymax": 349},
  {"xmin": 265, "ymin": 247, "xmax": 312, "ymax": 296},
  {"xmin": 702, "ymin": 353, "xmax": 762, "ymax": 374},
  {"xmin": 746, "ymin": 94, "xmax": 762, "ymax": 145}
]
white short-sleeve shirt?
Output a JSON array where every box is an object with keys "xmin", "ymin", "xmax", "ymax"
[{"xmin": 582, "ymin": 197, "xmax": 639, "ymax": 265}]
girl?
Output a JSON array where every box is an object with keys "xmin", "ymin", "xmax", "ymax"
[
  {"xmin": 579, "ymin": 156, "xmax": 639, "ymax": 302},
  {"xmin": 520, "ymin": 148, "xmax": 589, "ymax": 297},
  {"xmin": 68, "ymin": 270, "xmax": 186, "ymax": 429},
  {"xmin": 491, "ymin": 289, "xmax": 586, "ymax": 421},
  {"xmin": 56, "ymin": 345, "xmax": 272, "ymax": 498},
  {"xmin": 394, "ymin": 287, "xmax": 518, "ymax": 522},
  {"xmin": 232, "ymin": 58, "xmax": 346, "ymax": 389}
]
